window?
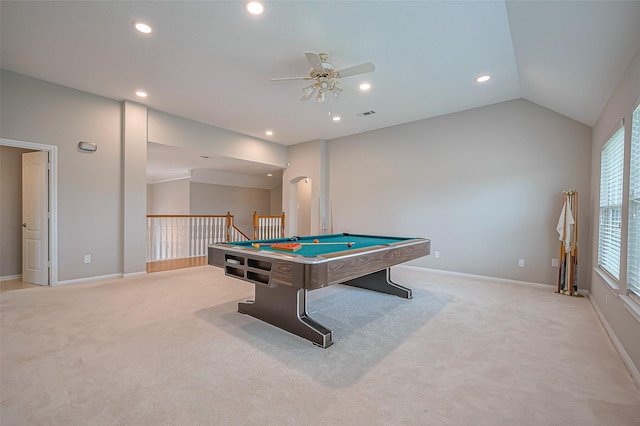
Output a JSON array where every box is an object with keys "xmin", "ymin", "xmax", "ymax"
[
  {"xmin": 628, "ymin": 104, "xmax": 640, "ymax": 298},
  {"xmin": 599, "ymin": 125, "xmax": 625, "ymax": 279}
]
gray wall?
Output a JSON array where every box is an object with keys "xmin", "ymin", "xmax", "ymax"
[
  {"xmin": 147, "ymin": 179, "xmax": 191, "ymax": 215},
  {"xmin": 189, "ymin": 182, "xmax": 271, "ymax": 237},
  {"xmin": 148, "ymin": 109, "xmax": 287, "ymax": 168},
  {"xmin": 283, "ymin": 140, "xmax": 328, "ymax": 235},
  {"xmin": 147, "ymin": 179, "xmax": 281, "ymax": 236},
  {"xmin": 1, "ymin": 70, "xmax": 123, "ymax": 281},
  {"xmin": 1, "ymin": 69, "xmax": 285, "ymax": 282},
  {"xmin": 328, "ymin": 99, "xmax": 592, "ymax": 286},
  {"xmin": 122, "ymin": 101, "xmax": 148, "ymax": 276},
  {"xmin": 270, "ymin": 185, "xmax": 283, "ymax": 217},
  {"xmin": 589, "ymin": 46, "xmax": 640, "ymax": 382},
  {"xmin": 0, "ymin": 146, "xmax": 34, "ymax": 277}
]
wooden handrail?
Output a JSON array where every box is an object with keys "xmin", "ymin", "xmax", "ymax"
[
  {"xmin": 231, "ymin": 225, "xmax": 251, "ymax": 241},
  {"xmin": 146, "ymin": 211, "xmax": 284, "ymax": 263},
  {"xmin": 253, "ymin": 211, "xmax": 285, "ymax": 239}
]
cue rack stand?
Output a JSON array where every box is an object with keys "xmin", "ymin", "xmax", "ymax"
[{"xmin": 557, "ymin": 190, "xmax": 582, "ymax": 297}]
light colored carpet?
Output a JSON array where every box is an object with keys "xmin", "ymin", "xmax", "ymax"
[{"xmin": 1, "ymin": 266, "xmax": 639, "ymax": 425}]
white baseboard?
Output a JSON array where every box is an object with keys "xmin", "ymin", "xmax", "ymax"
[
  {"xmin": 123, "ymin": 271, "xmax": 147, "ymax": 278},
  {"xmin": 396, "ymin": 265, "xmax": 551, "ymax": 288},
  {"xmin": 588, "ymin": 294, "xmax": 640, "ymax": 390},
  {"xmin": 56, "ymin": 270, "xmax": 147, "ymax": 286},
  {"xmin": 56, "ymin": 273, "xmax": 123, "ymax": 286},
  {"xmin": 397, "ymin": 266, "xmax": 592, "ymax": 296},
  {"xmin": 0, "ymin": 274, "xmax": 22, "ymax": 281}
]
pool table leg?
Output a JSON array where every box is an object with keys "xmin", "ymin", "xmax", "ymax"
[
  {"xmin": 238, "ymin": 284, "xmax": 333, "ymax": 348},
  {"xmin": 344, "ymin": 268, "xmax": 412, "ymax": 299}
]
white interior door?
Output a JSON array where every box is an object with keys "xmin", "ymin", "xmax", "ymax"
[{"xmin": 22, "ymin": 151, "xmax": 49, "ymax": 285}]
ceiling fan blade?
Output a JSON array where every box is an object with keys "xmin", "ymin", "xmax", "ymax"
[
  {"xmin": 304, "ymin": 51, "xmax": 324, "ymax": 72},
  {"xmin": 337, "ymin": 62, "xmax": 375, "ymax": 78},
  {"xmin": 270, "ymin": 77, "xmax": 312, "ymax": 81}
]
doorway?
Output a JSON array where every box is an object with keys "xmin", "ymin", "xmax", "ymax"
[
  {"xmin": 288, "ymin": 176, "xmax": 312, "ymax": 236},
  {"xmin": 0, "ymin": 138, "xmax": 58, "ymax": 286}
]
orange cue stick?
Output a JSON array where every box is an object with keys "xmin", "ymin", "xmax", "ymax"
[
  {"xmin": 252, "ymin": 242, "xmax": 355, "ymax": 248},
  {"xmin": 298, "ymin": 242, "xmax": 355, "ymax": 246}
]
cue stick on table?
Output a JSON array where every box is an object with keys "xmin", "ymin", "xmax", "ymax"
[{"xmin": 256, "ymin": 242, "xmax": 355, "ymax": 246}]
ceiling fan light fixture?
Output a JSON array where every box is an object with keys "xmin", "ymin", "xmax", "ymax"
[
  {"xmin": 302, "ymin": 84, "xmax": 315, "ymax": 99},
  {"xmin": 272, "ymin": 51, "xmax": 375, "ymax": 108}
]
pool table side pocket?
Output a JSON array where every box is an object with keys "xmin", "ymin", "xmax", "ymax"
[{"xmin": 209, "ymin": 246, "xmax": 309, "ymax": 289}]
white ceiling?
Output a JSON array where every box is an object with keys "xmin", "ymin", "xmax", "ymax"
[{"xmin": 2, "ymin": 1, "xmax": 640, "ymax": 182}]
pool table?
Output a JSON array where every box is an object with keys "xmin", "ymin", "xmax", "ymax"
[{"xmin": 208, "ymin": 233, "xmax": 430, "ymax": 348}]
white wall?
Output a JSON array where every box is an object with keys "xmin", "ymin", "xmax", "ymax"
[
  {"xmin": 327, "ymin": 99, "xmax": 592, "ymax": 286},
  {"xmin": 589, "ymin": 46, "xmax": 640, "ymax": 383}
]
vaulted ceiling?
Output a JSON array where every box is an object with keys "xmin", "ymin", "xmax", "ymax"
[{"xmin": 2, "ymin": 1, "xmax": 640, "ymax": 181}]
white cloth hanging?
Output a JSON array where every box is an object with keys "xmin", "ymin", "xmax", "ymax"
[{"xmin": 557, "ymin": 200, "xmax": 575, "ymax": 253}]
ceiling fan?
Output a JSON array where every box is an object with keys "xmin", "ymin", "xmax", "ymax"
[{"xmin": 271, "ymin": 51, "xmax": 375, "ymax": 103}]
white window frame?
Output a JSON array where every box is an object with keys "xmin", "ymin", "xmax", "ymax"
[
  {"xmin": 627, "ymin": 102, "xmax": 640, "ymax": 301},
  {"xmin": 598, "ymin": 124, "xmax": 625, "ymax": 280}
]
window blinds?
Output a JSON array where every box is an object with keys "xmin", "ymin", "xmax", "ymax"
[
  {"xmin": 628, "ymin": 105, "xmax": 640, "ymax": 297},
  {"xmin": 599, "ymin": 126, "xmax": 625, "ymax": 279}
]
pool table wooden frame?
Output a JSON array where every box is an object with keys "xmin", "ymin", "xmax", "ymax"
[{"xmin": 208, "ymin": 233, "xmax": 430, "ymax": 348}]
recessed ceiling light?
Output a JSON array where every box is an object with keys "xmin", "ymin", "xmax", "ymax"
[
  {"xmin": 134, "ymin": 22, "xmax": 153, "ymax": 34},
  {"xmin": 267, "ymin": 173, "xmax": 273, "ymax": 177},
  {"xmin": 135, "ymin": 91, "xmax": 148, "ymax": 98},
  {"xmin": 475, "ymin": 75, "xmax": 491, "ymax": 83},
  {"xmin": 245, "ymin": 1, "xmax": 264, "ymax": 15},
  {"xmin": 332, "ymin": 116, "xmax": 341, "ymax": 121},
  {"xmin": 265, "ymin": 130, "xmax": 273, "ymax": 136},
  {"xmin": 359, "ymin": 83, "xmax": 371, "ymax": 91}
]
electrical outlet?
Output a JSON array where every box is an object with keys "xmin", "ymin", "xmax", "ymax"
[
  {"xmin": 552, "ymin": 258, "xmax": 558, "ymax": 267},
  {"xmin": 435, "ymin": 251, "xmax": 440, "ymax": 259},
  {"xmin": 84, "ymin": 255, "xmax": 91, "ymax": 264},
  {"xmin": 518, "ymin": 259, "xmax": 525, "ymax": 268}
]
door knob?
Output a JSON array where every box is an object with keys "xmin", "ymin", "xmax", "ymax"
[{"xmin": 22, "ymin": 223, "xmax": 27, "ymax": 228}]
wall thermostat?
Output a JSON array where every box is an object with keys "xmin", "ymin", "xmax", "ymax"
[{"xmin": 78, "ymin": 141, "xmax": 97, "ymax": 152}]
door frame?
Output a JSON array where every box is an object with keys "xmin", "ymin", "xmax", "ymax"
[{"xmin": 1, "ymin": 138, "xmax": 58, "ymax": 286}]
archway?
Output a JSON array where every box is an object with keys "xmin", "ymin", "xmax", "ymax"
[{"xmin": 288, "ymin": 176, "xmax": 312, "ymax": 236}]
